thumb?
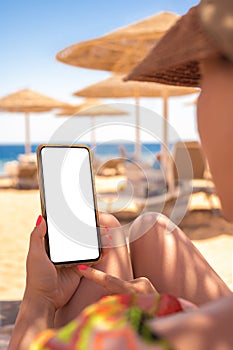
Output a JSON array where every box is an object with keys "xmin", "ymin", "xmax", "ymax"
[
  {"xmin": 29, "ymin": 215, "xmax": 47, "ymax": 250},
  {"xmin": 26, "ymin": 216, "xmax": 48, "ymax": 269},
  {"xmin": 35, "ymin": 215, "xmax": 46, "ymax": 237}
]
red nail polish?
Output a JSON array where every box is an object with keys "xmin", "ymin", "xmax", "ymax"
[
  {"xmin": 104, "ymin": 226, "xmax": 110, "ymax": 232},
  {"xmin": 108, "ymin": 234, "xmax": 113, "ymax": 240},
  {"xmin": 36, "ymin": 215, "xmax": 42, "ymax": 227},
  {"xmin": 77, "ymin": 264, "xmax": 88, "ymax": 270}
]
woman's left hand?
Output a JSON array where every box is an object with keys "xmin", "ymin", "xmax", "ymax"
[
  {"xmin": 77, "ymin": 264, "xmax": 158, "ymax": 295},
  {"xmin": 25, "ymin": 216, "xmax": 81, "ymax": 310}
]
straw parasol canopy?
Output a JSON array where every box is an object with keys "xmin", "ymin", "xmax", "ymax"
[
  {"xmin": 56, "ymin": 12, "xmax": 180, "ymax": 73},
  {"xmin": 56, "ymin": 98, "xmax": 128, "ymax": 148},
  {"xmin": 0, "ymin": 89, "xmax": 70, "ymax": 154},
  {"xmin": 56, "ymin": 98, "xmax": 128, "ymax": 116},
  {"xmin": 74, "ymin": 75, "xmax": 198, "ymax": 160},
  {"xmin": 74, "ymin": 75, "xmax": 199, "ymax": 98}
]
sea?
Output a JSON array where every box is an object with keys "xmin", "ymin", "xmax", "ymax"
[{"xmin": 0, "ymin": 142, "xmax": 163, "ymax": 175}]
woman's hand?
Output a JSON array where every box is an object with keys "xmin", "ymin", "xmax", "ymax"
[
  {"xmin": 8, "ymin": 216, "xmax": 82, "ymax": 350},
  {"xmin": 77, "ymin": 264, "xmax": 158, "ymax": 295},
  {"xmin": 25, "ymin": 216, "xmax": 81, "ymax": 310}
]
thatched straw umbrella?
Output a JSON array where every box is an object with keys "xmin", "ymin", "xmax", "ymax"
[
  {"xmin": 74, "ymin": 75, "xmax": 198, "ymax": 161},
  {"xmin": 0, "ymin": 89, "xmax": 70, "ymax": 153},
  {"xmin": 55, "ymin": 11, "xmax": 195, "ymax": 161},
  {"xmin": 56, "ymin": 12, "xmax": 180, "ymax": 73}
]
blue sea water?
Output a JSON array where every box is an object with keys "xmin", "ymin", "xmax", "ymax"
[{"xmin": 0, "ymin": 143, "xmax": 162, "ymax": 174}]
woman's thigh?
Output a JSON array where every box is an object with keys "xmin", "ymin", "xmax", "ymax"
[{"xmin": 129, "ymin": 212, "xmax": 231, "ymax": 305}]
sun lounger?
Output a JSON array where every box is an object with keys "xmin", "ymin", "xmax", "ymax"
[
  {"xmin": 95, "ymin": 175, "xmax": 127, "ymax": 194},
  {"xmin": 4, "ymin": 153, "xmax": 38, "ymax": 189},
  {"xmin": 97, "ymin": 195, "xmax": 143, "ymax": 222},
  {"xmin": 172, "ymin": 141, "xmax": 217, "ymax": 211},
  {"xmin": 15, "ymin": 162, "xmax": 38, "ymax": 189},
  {"xmin": 96, "ymin": 158, "xmax": 126, "ymax": 176}
]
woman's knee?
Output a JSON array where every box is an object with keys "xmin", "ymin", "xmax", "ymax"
[
  {"xmin": 98, "ymin": 212, "xmax": 128, "ymax": 248},
  {"xmin": 129, "ymin": 212, "xmax": 176, "ymax": 243},
  {"xmin": 99, "ymin": 212, "xmax": 121, "ymax": 229}
]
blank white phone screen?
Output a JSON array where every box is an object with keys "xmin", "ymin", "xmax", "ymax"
[{"xmin": 41, "ymin": 146, "xmax": 100, "ymax": 264}]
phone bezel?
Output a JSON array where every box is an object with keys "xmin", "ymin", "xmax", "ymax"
[{"xmin": 36, "ymin": 144, "xmax": 102, "ymax": 266}]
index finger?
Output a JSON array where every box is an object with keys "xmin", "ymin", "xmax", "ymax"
[{"xmin": 77, "ymin": 265, "xmax": 135, "ymax": 294}]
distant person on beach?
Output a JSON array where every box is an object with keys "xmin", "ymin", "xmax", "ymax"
[{"xmin": 8, "ymin": 0, "xmax": 233, "ymax": 349}]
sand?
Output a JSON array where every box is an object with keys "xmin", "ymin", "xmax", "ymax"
[{"xmin": 0, "ymin": 189, "xmax": 41, "ymax": 301}]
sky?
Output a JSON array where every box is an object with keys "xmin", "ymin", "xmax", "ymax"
[{"xmin": 0, "ymin": 0, "xmax": 200, "ymax": 146}]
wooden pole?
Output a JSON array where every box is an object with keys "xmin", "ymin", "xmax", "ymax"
[
  {"xmin": 134, "ymin": 94, "xmax": 141, "ymax": 160},
  {"xmin": 162, "ymin": 88, "xmax": 175, "ymax": 195},
  {"xmin": 90, "ymin": 116, "xmax": 96, "ymax": 150},
  {"xmin": 25, "ymin": 112, "xmax": 31, "ymax": 154}
]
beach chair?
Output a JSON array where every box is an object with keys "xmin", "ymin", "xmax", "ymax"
[
  {"xmin": 95, "ymin": 175, "xmax": 127, "ymax": 194},
  {"xmin": 172, "ymin": 141, "xmax": 218, "ymax": 211},
  {"xmin": 173, "ymin": 141, "xmax": 203, "ymax": 181},
  {"xmin": 15, "ymin": 162, "xmax": 38, "ymax": 189},
  {"xmin": 14, "ymin": 153, "xmax": 38, "ymax": 189},
  {"xmin": 96, "ymin": 158, "xmax": 126, "ymax": 176}
]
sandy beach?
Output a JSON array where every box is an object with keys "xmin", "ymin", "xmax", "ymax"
[
  {"xmin": 0, "ymin": 188, "xmax": 233, "ymax": 303},
  {"xmin": 0, "ymin": 189, "xmax": 41, "ymax": 301}
]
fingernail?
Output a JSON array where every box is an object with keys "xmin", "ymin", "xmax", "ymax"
[
  {"xmin": 77, "ymin": 264, "xmax": 88, "ymax": 270},
  {"xmin": 108, "ymin": 234, "xmax": 113, "ymax": 240},
  {"xmin": 36, "ymin": 215, "xmax": 42, "ymax": 227},
  {"xmin": 104, "ymin": 226, "xmax": 110, "ymax": 232}
]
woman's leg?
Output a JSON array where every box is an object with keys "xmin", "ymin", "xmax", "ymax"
[
  {"xmin": 55, "ymin": 212, "xmax": 133, "ymax": 326},
  {"xmin": 129, "ymin": 212, "xmax": 231, "ymax": 305}
]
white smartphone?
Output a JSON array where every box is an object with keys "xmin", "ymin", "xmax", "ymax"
[{"xmin": 37, "ymin": 144, "xmax": 101, "ymax": 266}]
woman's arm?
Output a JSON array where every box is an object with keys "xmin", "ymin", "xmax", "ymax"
[{"xmin": 8, "ymin": 293, "xmax": 55, "ymax": 350}]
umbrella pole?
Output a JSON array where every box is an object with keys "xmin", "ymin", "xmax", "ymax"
[
  {"xmin": 162, "ymin": 89, "xmax": 175, "ymax": 195},
  {"xmin": 90, "ymin": 116, "xmax": 96, "ymax": 150},
  {"xmin": 25, "ymin": 112, "xmax": 31, "ymax": 154},
  {"xmin": 162, "ymin": 89, "xmax": 168, "ymax": 161},
  {"xmin": 134, "ymin": 95, "xmax": 141, "ymax": 161}
]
